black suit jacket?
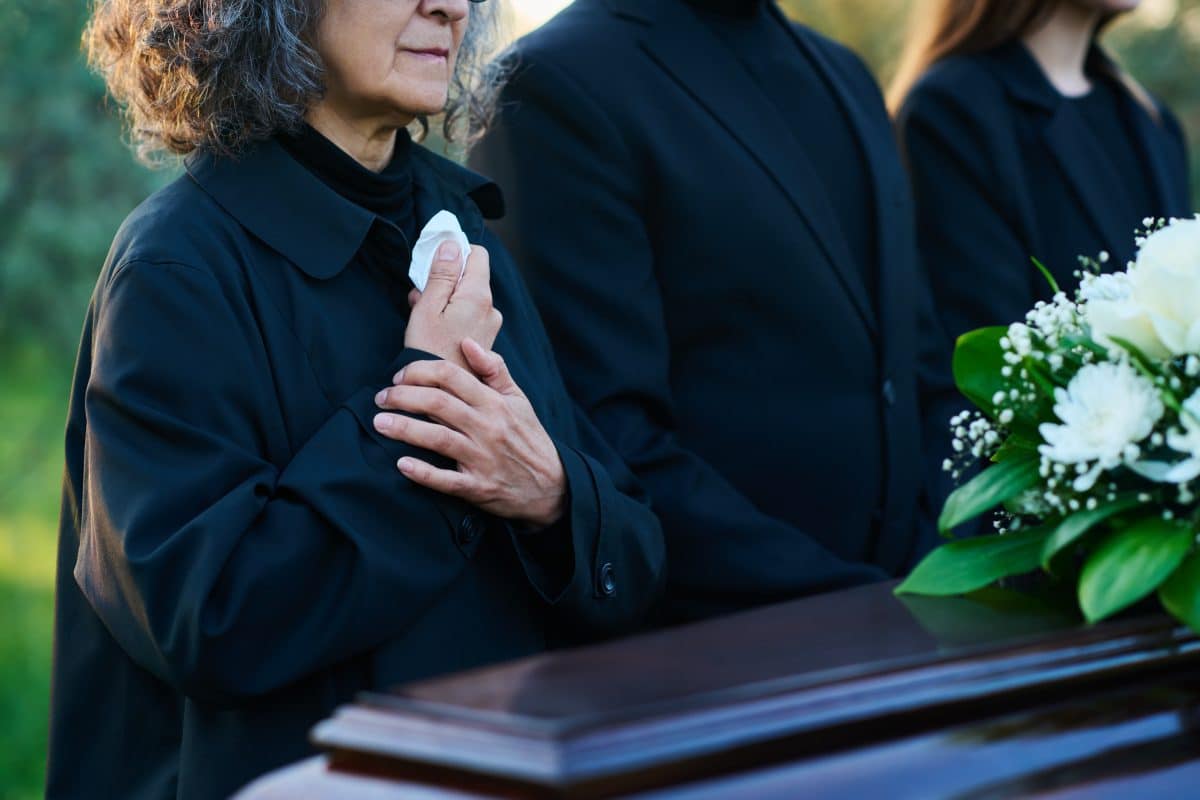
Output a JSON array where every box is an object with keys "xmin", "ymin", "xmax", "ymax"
[
  {"xmin": 898, "ymin": 41, "xmax": 1192, "ymax": 341},
  {"xmin": 47, "ymin": 139, "xmax": 664, "ymax": 799},
  {"xmin": 472, "ymin": 0, "xmax": 957, "ymax": 623}
]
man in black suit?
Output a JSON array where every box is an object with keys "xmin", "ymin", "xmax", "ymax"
[{"xmin": 473, "ymin": 0, "xmax": 958, "ymax": 624}]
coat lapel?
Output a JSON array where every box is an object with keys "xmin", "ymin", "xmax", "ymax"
[
  {"xmin": 1124, "ymin": 97, "xmax": 1190, "ymax": 218},
  {"xmin": 624, "ymin": 0, "xmax": 877, "ymax": 335},
  {"xmin": 994, "ymin": 42, "xmax": 1187, "ymax": 262},
  {"xmin": 1041, "ymin": 106, "xmax": 1132, "ymax": 260}
]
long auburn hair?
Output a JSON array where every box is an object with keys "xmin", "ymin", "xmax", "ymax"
[{"xmin": 887, "ymin": 0, "xmax": 1141, "ymax": 113}]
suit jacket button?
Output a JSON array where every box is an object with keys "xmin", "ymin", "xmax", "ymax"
[
  {"xmin": 457, "ymin": 514, "xmax": 482, "ymax": 548},
  {"xmin": 597, "ymin": 562, "xmax": 616, "ymax": 597},
  {"xmin": 882, "ymin": 379, "xmax": 897, "ymax": 407}
]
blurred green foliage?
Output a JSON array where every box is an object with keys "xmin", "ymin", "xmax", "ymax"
[{"xmin": 2, "ymin": 1, "xmax": 1200, "ymax": 797}]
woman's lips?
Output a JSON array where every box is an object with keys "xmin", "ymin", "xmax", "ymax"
[{"xmin": 403, "ymin": 48, "xmax": 449, "ymax": 61}]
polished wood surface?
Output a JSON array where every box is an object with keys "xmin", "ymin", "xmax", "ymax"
[{"xmin": 238, "ymin": 582, "xmax": 1200, "ymax": 799}]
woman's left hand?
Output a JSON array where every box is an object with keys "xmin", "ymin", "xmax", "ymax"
[{"xmin": 373, "ymin": 338, "xmax": 566, "ymax": 528}]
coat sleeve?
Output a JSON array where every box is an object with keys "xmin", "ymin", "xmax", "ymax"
[
  {"xmin": 77, "ymin": 258, "xmax": 499, "ymax": 704},
  {"xmin": 472, "ymin": 53, "xmax": 887, "ymax": 624},
  {"xmin": 898, "ymin": 79, "xmax": 1036, "ymax": 343},
  {"xmin": 510, "ymin": 402, "xmax": 666, "ymax": 637}
]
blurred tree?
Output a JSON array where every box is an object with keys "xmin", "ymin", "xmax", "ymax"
[{"xmin": 0, "ymin": 0, "xmax": 173, "ymax": 358}]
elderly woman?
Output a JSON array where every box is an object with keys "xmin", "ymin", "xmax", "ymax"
[{"xmin": 47, "ymin": 1, "xmax": 664, "ymax": 797}]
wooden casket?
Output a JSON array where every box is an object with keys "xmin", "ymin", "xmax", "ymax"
[{"xmin": 237, "ymin": 581, "xmax": 1200, "ymax": 798}]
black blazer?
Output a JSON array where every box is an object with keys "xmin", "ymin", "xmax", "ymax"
[
  {"xmin": 472, "ymin": 0, "xmax": 957, "ymax": 624},
  {"xmin": 47, "ymin": 139, "xmax": 664, "ymax": 799},
  {"xmin": 898, "ymin": 41, "xmax": 1193, "ymax": 341}
]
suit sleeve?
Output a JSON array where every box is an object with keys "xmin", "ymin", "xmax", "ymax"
[
  {"xmin": 77, "ymin": 259, "xmax": 498, "ymax": 703},
  {"xmin": 898, "ymin": 82, "xmax": 1035, "ymax": 342},
  {"xmin": 472, "ymin": 53, "xmax": 886, "ymax": 623}
]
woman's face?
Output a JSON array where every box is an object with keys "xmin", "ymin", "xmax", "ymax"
[{"xmin": 315, "ymin": 0, "xmax": 471, "ymax": 127}]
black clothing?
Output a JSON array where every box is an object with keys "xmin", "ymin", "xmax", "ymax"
[
  {"xmin": 1069, "ymin": 80, "xmax": 1157, "ymax": 233},
  {"xmin": 685, "ymin": 0, "xmax": 762, "ymax": 17},
  {"xmin": 278, "ymin": 124, "xmax": 418, "ymax": 243},
  {"xmin": 898, "ymin": 41, "xmax": 1192, "ymax": 341},
  {"xmin": 46, "ymin": 136, "xmax": 665, "ymax": 800},
  {"xmin": 694, "ymin": 3, "xmax": 878, "ymax": 289},
  {"xmin": 472, "ymin": 0, "xmax": 957, "ymax": 624}
]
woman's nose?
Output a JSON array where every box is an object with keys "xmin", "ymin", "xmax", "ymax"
[{"xmin": 419, "ymin": 0, "xmax": 471, "ymax": 23}]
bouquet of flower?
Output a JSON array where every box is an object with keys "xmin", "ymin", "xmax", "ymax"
[{"xmin": 898, "ymin": 217, "xmax": 1200, "ymax": 632}]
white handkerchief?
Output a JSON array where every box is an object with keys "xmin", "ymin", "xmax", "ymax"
[{"xmin": 408, "ymin": 210, "xmax": 470, "ymax": 292}]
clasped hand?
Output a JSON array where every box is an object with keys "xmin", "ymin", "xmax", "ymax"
[{"xmin": 373, "ymin": 242, "xmax": 566, "ymax": 528}]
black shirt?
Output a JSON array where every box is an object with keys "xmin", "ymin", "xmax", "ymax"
[
  {"xmin": 690, "ymin": 0, "xmax": 879, "ymax": 293},
  {"xmin": 1069, "ymin": 78, "xmax": 1160, "ymax": 231}
]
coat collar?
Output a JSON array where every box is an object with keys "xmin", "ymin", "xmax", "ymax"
[
  {"xmin": 185, "ymin": 137, "xmax": 503, "ymax": 280},
  {"xmin": 612, "ymin": 0, "xmax": 880, "ymax": 334},
  {"xmin": 986, "ymin": 41, "xmax": 1183, "ymax": 259}
]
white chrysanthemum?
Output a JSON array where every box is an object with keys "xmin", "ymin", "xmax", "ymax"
[{"xmin": 1039, "ymin": 361, "xmax": 1164, "ymax": 491}]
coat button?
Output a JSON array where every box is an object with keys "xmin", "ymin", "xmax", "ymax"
[
  {"xmin": 597, "ymin": 562, "xmax": 616, "ymax": 597},
  {"xmin": 457, "ymin": 514, "xmax": 482, "ymax": 548},
  {"xmin": 882, "ymin": 379, "xmax": 897, "ymax": 407}
]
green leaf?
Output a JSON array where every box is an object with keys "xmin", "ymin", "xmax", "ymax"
[
  {"xmin": 1159, "ymin": 551, "xmax": 1200, "ymax": 633},
  {"xmin": 952, "ymin": 326, "xmax": 1008, "ymax": 415},
  {"xmin": 938, "ymin": 453, "xmax": 1041, "ymax": 534},
  {"xmin": 992, "ymin": 436, "xmax": 1038, "ymax": 463},
  {"xmin": 1078, "ymin": 517, "xmax": 1194, "ymax": 623},
  {"xmin": 1031, "ymin": 257, "xmax": 1061, "ymax": 295},
  {"xmin": 1040, "ymin": 494, "xmax": 1145, "ymax": 569},
  {"xmin": 895, "ymin": 526, "xmax": 1051, "ymax": 597}
]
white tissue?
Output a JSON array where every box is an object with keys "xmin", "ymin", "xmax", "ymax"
[{"xmin": 408, "ymin": 210, "xmax": 470, "ymax": 292}]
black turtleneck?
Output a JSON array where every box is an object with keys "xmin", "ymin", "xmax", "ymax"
[
  {"xmin": 280, "ymin": 124, "xmax": 419, "ymax": 246},
  {"xmin": 688, "ymin": 0, "xmax": 879, "ymax": 295}
]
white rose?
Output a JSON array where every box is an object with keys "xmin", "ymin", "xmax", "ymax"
[
  {"xmin": 1080, "ymin": 218, "xmax": 1200, "ymax": 360},
  {"xmin": 1131, "ymin": 217, "xmax": 1200, "ymax": 356},
  {"xmin": 1080, "ymin": 272, "xmax": 1169, "ymax": 360}
]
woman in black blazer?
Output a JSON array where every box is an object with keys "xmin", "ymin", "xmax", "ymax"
[
  {"xmin": 894, "ymin": 0, "xmax": 1192, "ymax": 341},
  {"xmin": 50, "ymin": 1, "xmax": 663, "ymax": 797}
]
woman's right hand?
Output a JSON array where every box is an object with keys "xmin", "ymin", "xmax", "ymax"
[{"xmin": 404, "ymin": 242, "xmax": 502, "ymax": 369}]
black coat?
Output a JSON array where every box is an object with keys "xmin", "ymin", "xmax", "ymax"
[
  {"xmin": 46, "ymin": 139, "xmax": 665, "ymax": 799},
  {"xmin": 471, "ymin": 0, "xmax": 957, "ymax": 624},
  {"xmin": 898, "ymin": 41, "xmax": 1193, "ymax": 341}
]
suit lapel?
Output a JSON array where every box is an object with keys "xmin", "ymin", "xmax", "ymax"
[
  {"xmin": 777, "ymin": 12, "xmax": 911, "ymax": 334},
  {"xmin": 632, "ymin": 0, "xmax": 877, "ymax": 335}
]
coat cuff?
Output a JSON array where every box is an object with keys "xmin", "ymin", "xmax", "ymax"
[{"xmin": 510, "ymin": 441, "xmax": 605, "ymax": 605}]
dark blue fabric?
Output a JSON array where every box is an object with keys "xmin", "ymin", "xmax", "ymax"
[
  {"xmin": 694, "ymin": 2, "xmax": 878, "ymax": 293},
  {"xmin": 472, "ymin": 0, "xmax": 958, "ymax": 624},
  {"xmin": 47, "ymin": 137, "xmax": 664, "ymax": 799},
  {"xmin": 898, "ymin": 41, "xmax": 1193, "ymax": 342}
]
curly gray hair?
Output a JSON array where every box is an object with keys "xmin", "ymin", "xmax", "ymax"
[{"xmin": 83, "ymin": 0, "xmax": 506, "ymax": 165}]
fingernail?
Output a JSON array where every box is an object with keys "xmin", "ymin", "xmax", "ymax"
[
  {"xmin": 393, "ymin": 368, "xmax": 406, "ymax": 384},
  {"xmin": 436, "ymin": 241, "xmax": 460, "ymax": 262},
  {"xmin": 398, "ymin": 457, "xmax": 414, "ymax": 472},
  {"xmin": 375, "ymin": 389, "xmax": 387, "ymax": 406},
  {"xmin": 373, "ymin": 413, "xmax": 391, "ymax": 431}
]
